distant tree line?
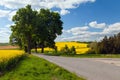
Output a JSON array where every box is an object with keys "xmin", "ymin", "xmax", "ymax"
[
  {"xmin": 89, "ymin": 32, "xmax": 120, "ymax": 54},
  {"xmin": 10, "ymin": 5, "xmax": 63, "ymax": 54},
  {"xmin": 0, "ymin": 43, "xmax": 9, "ymax": 46}
]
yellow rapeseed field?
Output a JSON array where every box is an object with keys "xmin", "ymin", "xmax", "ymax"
[
  {"xmin": 0, "ymin": 50, "xmax": 24, "ymax": 62},
  {"xmin": 43, "ymin": 42, "xmax": 90, "ymax": 54},
  {"xmin": 56, "ymin": 42, "xmax": 90, "ymax": 54}
]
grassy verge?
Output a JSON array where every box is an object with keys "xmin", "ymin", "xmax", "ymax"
[
  {"xmin": 0, "ymin": 55, "xmax": 85, "ymax": 80},
  {"xmin": 61, "ymin": 54, "xmax": 120, "ymax": 58},
  {"xmin": 32, "ymin": 49, "xmax": 120, "ymax": 58},
  {"xmin": 41, "ymin": 52, "xmax": 120, "ymax": 58},
  {"xmin": 0, "ymin": 52, "xmax": 25, "ymax": 76}
]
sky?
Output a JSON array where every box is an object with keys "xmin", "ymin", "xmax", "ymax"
[{"xmin": 0, "ymin": 0, "xmax": 120, "ymax": 43}]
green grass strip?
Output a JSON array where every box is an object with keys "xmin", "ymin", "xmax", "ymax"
[
  {"xmin": 0, "ymin": 55, "xmax": 85, "ymax": 80},
  {"xmin": 64, "ymin": 54, "xmax": 120, "ymax": 58}
]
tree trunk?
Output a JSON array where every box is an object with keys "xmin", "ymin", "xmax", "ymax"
[
  {"xmin": 24, "ymin": 46, "xmax": 28, "ymax": 53},
  {"xmin": 34, "ymin": 42, "xmax": 37, "ymax": 53},
  {"xmin": 35, "ymin": 46, "xmax": 37, "ymax": 53},
  {"xmin": 41, "ymin": 47, "xmax": 44, "ymax": 53},
  {"xmin": 27, "ymin": 36, "xmax": 31, "ymax": 54},
  {"xmin": 41, "ymin": 42, "xmax": 44, "ymax": 53},
  {"xmin": 27, "ymin": 42, "xmax": 31, "ymax": 54}
]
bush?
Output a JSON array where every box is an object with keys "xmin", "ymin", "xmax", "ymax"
[
  {"xmin": 85, "ymin": 49, "xmax": 96, "ymax": 54},
  {"xmin": 60, "ymin": 45, "xmax": 76, "ymax": 55},
  {"xmin": 70, "ymin": 46, "xmax": 76, "ymax": 55},
  {"xmin": 60, "ymin": 45, "xmax": 70, "ymax": 54}
]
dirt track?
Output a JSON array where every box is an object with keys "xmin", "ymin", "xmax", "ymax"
[{"xmin": 0, "ymin": 45, "xmax": 18, "ymax": 49}]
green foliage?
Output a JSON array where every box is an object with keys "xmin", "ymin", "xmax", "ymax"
[
  {"xmin": 10, "ymin": 5, "xmax": 63, "ymax": 54},
  {"xmin": 85, "ymin": 49, "xmax": 96, "ymax": 54},
  {"xmin": 68, "ymin": 54, "xmax": 120, "ymax": 58},
  {"xmin": 77, "ymin": 41, "xmax": 92, "ymax": 44},
  {"xmin": 70, "ymin": 46, "xmax": 76, "ymax": 55},
  {"xmin": 0, "ymin": 55, "xmax": 84, "ymax": 80},
  {"xmin": 10, "ymin": 5, "xmax": 37, "ymax": 54},
  {"xmin": 60, "ymin": 45, "xmax": 76, "ymax": 55},
  {"xmin": 37, "ymin": 9, "xmax": 63, "ymax": 53},
  {"xmin": 88, "ymin": 41, "xmax": 98, "ymax": 54},
  {"xmin": 61, "ymin": 45, "xmax": 70, "ymax": 54},
  {"xmin": 89, "ymin": 32, "xmax": 120, "ymax": 54}
]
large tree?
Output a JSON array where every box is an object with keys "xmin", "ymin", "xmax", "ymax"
[
  {"xmin": 36, "ymin": 9, "xmax": 63, "ymax": 53},
  {"xmin": 10, "ymin": 5, "xmax": 63, "ymax": 54},
  {"xmin": 10, "ymin": 5, "xmax": 37, "ymax": 54}
]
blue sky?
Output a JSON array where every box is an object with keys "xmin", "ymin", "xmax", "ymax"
[{"xmin": 0, "ymin": 0, "xmax": 120, "ymax": 43}]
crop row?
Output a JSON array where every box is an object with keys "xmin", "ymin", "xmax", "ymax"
[{"xmin": 0, "ymin": 50, "xmax": 25, "ymax": 75}]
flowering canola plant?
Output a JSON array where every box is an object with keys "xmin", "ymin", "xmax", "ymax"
[
  {"xmin": 0, "ymin": 50, "xmax": 24, "ymax": 62},
  {"xmin": 43, "ymin": 42, "xmax": 90, "ymax": 54},
  {"xmin": 0, "ymin": 50, "xmax": 24, "ymax": 71},
  {"xmin": 56, "ymin": 42, "xmax": 89, "ymax": 54}
]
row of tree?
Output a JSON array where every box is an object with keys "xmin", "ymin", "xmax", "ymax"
[
  {"xmin": 90, "ymin": 32, "xmax": 120, "ymax": 54},
  {"xmin": 10, "ymin": 5, "xmax": 63, "ymax": 54}
]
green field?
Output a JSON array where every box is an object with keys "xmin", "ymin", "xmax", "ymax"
[{"xmin": 0, "ymin": 55, "xmax": 85, "ymax": 80}]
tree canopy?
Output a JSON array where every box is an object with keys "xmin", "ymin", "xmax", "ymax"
[
  {"xmin": 10, "ymin": 5, "xmax": 63, "ymax": 54},
  {"xmin": 89, "ymin": 32, "xmax": 120, "ymax": 54}
]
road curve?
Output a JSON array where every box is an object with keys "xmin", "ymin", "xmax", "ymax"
[{"xmin": 33, "ymin": 54, "xmax": 120, "ymax": 80}]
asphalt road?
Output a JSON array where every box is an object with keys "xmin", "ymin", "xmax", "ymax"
[{"xmin": 33, "ymin": 54, "xmax": 120, "ymax": 80}]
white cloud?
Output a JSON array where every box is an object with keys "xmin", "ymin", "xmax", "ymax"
[
  {"xmin": 0, "ymin": 0, "xmax": 96, "ymax": 24},
  {"xmin": 0, "ymin": 0, "xmax": 33, "ymax": 9},
  {"xmin": 67, "ymin": 26, "xmax": 89, "ymax": 32},
  {"xmin": 0, "ymin": 0, "xmax": 96, "ymax": 9},
  {"xmin": 89, "ymin": 21, "xmax": 106, "ymax": 29},
  {"xmin": 8, "ymin": 10, "xmax": 17, "ymax": 21},
  {"xmin": 55, "ymin": 0, "xmax": 95, "ymax": 9},
  {"xmin": 1, "ymin": 21, "xmax": 120, "ymax": 43},
  {"xmin": 0, "ymin": 9, "xmax": 10, "ymax": 17},
  {"xmin": 102, "ymin": 22, "xmax": 120, "ymax": 35},
  {"xmin": 0, "ymin": 26, "xmax": 11, "ymax": 43},
  {"xmin": 56, "ymin": 22, "xmax": 120, "ymax": 42},
  {"xmin": 0, "ymin": 9, "xmax": 17, "ymax": 21},
  {"xmin": 60, "ymin": 9, "xmax": 70, "ymax": 15},
  {"xmin": 67, "ymin": 26, "xmax": 89, "ymax": 35},
  {"xmin": 62, "ymin": 34, "xmax": 91, "ymax": 41},
  {"xmin": 56, "ymin": 26, "xmax": 91, "ymax": 41},
  {"xmin": 0, "ymin": 0, "xmax": 96, "ymax": 15}
]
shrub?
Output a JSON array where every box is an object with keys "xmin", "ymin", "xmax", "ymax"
[
  {"xmin": 60, "ymin": 45, "xmax": 76, "ymax": 55},
  {"xmin": 85, "ymin": 49, "xmax": 96, "ymax": 54},
  {"xmin": 60, "ymin": 45, "xmax": 70, "ymax": 54},
  {"xmin": 70, "ymin": 46, "xmax": 76, "ymax": 55}
]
